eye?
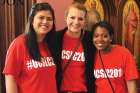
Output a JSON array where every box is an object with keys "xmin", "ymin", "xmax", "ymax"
[
  {"xmin": 46, "ymin": 17, "xmax": 53, "ymax": 21},
  {"xmin": 78, "ymin": 17, "xmax": 84, "ymax": 21},
  {"xmin": 94, "ymin": 34, "xmax": 99, "ymax": 38},
  {"xmin": 70, "ymin": 16, "xmax": 75, "ymax": 19},
  {"xmin": 103, "ymin": 35, "xmax": 108, "ymax": 38},
  {"xmin": 38, "ymin": 16, "xmax": 45, "ymax": 20},
  {"xmin": 38, "ymin": 16, "xmax": 53, "ymax": 21}
]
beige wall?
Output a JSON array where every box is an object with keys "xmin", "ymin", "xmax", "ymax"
[{"xmin": 37, "ymin": 0, "xmax": 73, "ymax": 30}]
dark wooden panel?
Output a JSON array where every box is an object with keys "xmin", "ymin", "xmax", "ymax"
[{"xmin": 0, "ymin": 1, "xmax": 33, "ymax": 93}]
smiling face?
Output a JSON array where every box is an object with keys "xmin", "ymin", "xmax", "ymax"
[
  {"xmin": 93, "ymin": 26, "xmax": 112, "ymax": 52},
  {"xmin": 65, "ymin": 7, "xmax": 86, "ymax": 36},
  {"xmin": 32, "ymin": 10, "xmax": 53, "ymax": 39}
]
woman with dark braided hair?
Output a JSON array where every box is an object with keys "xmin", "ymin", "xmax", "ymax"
[
  {"xmin": 91, "ymin": 21, "xmax": 139, "ymax": 93},
  {"xmin": 3, "ymin": 3, "xmax": 58, "ymax": 93}
]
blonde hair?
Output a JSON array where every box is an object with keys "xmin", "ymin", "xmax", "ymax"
[{"xmin": 65, "ymin": 2, "xmax": 87, "ymax": 17}]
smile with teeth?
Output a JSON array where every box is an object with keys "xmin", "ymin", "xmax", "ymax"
[
  {"xmin": 96, "ymin": 43, "xmax": 104, "ymax": 47},
  {"xmin": 40, "ymin": 25, "xmax": 48, "ymax": 29},
  {"xmin": 72, "ymin": 24, "xmax": 80, "ymax": 28}
]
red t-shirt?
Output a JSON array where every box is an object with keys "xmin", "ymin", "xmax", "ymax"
[
  {"xmin": 61, "ymin": 33, "xmax": 87, "ymax": 92},
  {"xmin": 3, "ymin": 34, "xmax": 57, "ymax": 93},
  {"xmin": 94, "ymin": 45, "xmax": 139, "ymax": 93}
]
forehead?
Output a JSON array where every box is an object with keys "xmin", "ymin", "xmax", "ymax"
[
  {"xmin": 67, "ymin": 7, "xmax": 86, "ymax": 17},
  {"xmin": 94, "ymin": 26, "xmax": 109, "ymax": 34},
  {"xmin": 35, "ymin": 10, "xmax": 53, "ymax": 17}
]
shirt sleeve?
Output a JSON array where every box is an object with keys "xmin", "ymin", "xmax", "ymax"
[
  {"xmin": 124, "ymin": 49, "xmax": 139, "ymax": 80},
  {"xmin": 3, "ymin": 39, "xmax": 23, "ymax": 79}
]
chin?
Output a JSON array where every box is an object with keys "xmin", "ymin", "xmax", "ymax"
[
  {"xmin": 97, "ymin": 49, "xmax": 103, "ymax": 51},
  {"xmin": 41, "ymin": 30, "xmax": 50, "ymax": 33},
  {"xmin": 95, "ymin": 46, "xmax": 103, "ymax": 50},
  {"xmin": 71, "ymin": 28, "xmax": 81, "ymax": 32}
]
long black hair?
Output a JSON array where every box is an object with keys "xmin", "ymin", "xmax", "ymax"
[{"xmin": 25, "ymin": 3, "xmax": 56, "ymax": 61}]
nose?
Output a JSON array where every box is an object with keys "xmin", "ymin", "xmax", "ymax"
[
  {"xmin": 42, "ymin": 19, "xmax": 48, "ymax": 23},
  {"xmin": 74, "ymin": 18, "xmax": 79, "ymax": 24},
  {"xmin": 97, "ymin": 36, "xmax": 104, "ymax": 42}
]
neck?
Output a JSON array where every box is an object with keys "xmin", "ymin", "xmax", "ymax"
[
  {"xmin": 66, "ymin": 30, "xmax": 82, "ymax": 38},
  {"xmin": 37, "ymin": 34, "xmax": 45, "ymax": 42},
  {"xmin": 99, "ymin": 45, "xmax": 113, "ymax": 54}
]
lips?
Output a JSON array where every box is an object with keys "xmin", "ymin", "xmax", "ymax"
[
  {"xmin": 41, "ymin": 24, "xmax": 48, "ymax": 27},
  {"xmin": 40, "ymin": 25, "xmax": 49, "ymax": 29},
  {"xmin": 94, "ymin": 44, "xmax": 104, "ymax": 50},
  {"xmin": 96, "ymin": 43, "xmax": 104, "ymax": 47}
]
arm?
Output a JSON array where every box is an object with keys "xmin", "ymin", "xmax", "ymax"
[
  {"xmin": 126, "ymin": 80, "xmax": 137, "ymax": 93},
  {"xmin": 5, "ymin": 75, "xmax": 18, "ymax": 93}
]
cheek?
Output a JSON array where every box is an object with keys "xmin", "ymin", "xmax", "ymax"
[
  {"xmin": 93, "ymin": 36, "xmax": 97, "ymax": 41},
  {"xmin": 106, "ymin": 37, "xmax": 112, "ymax": 43},
  {"xmin": 49, "ymin": 22, "xmax": 53, "ymax": 26},
  {"xmin": 32, "ymin": 19, "xmax": 38, "ymax": 28},
  {"xmin": 65, "ymin": 19, "xmax": 70, "ymax": 25},
  {"xmin": 66, "ymin": 17, "xmax": 70, "ymax": 22},
  {"xmin": 32, "ymin": 22, "xmax": 36, "ymax": 30},
  {"xmin": 33, "ymin": 24, "xmax": 38, "ymax": 32},
  {"xmin": 92, "ymin": 38, "xmax": 96, "ymax": 44}
]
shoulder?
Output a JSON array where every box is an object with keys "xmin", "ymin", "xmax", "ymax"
[
  {"xmin": 15, "ymin": 34, "xmax": 25, "ymax": 42},
  {"xmin": 53, "ymin": 28, "xmax": 67, "ymax": 41},
  {"xmin": 113, "ymin": 45, "xmax": 132, "ymax": 55},
  {"xmin": 56, "ymin": 27, "xmax": 67, "ymax": 35},
  {"xmin": 8, "ymin": 34, "xmax": 26, "ymax": 49},
  {"xmin": 6, "ymin": 34, "xmax": 26, "ymax": 59},
  {"xmin": 114, "ymin": 45, "xmax": 129, "ymax": 51}
]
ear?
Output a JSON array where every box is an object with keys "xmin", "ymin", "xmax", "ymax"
[
  {"xmin": 64, "ymin": 15, "xmax": 67, "ymax": 22},
  {"xmin": 110, "ymin": 35, "xmax": 113, "ymax": 42}
]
